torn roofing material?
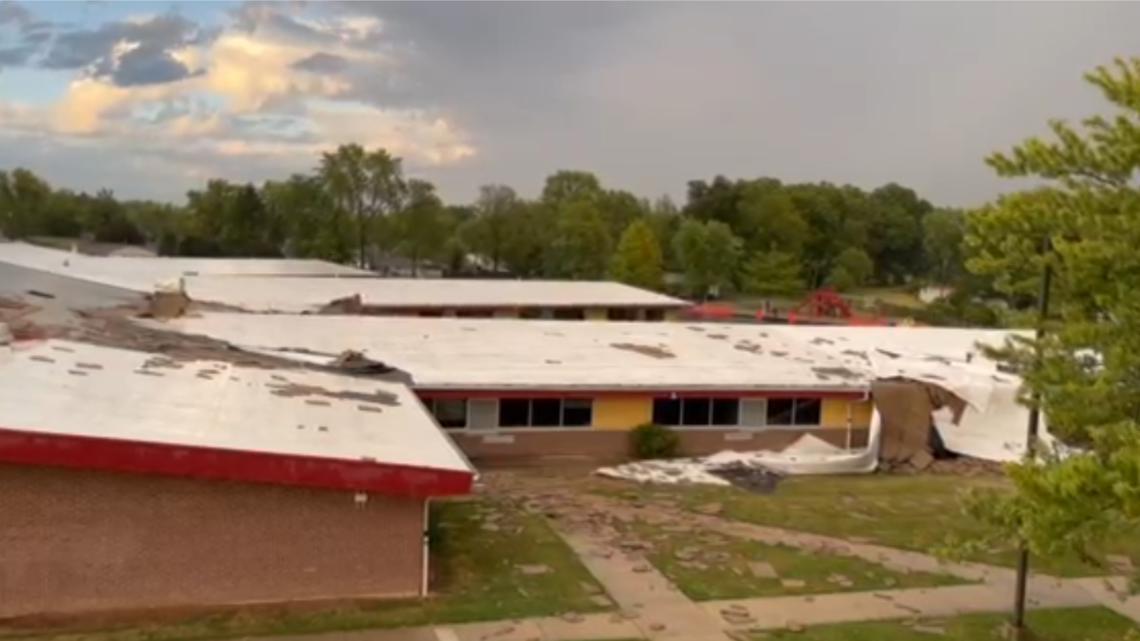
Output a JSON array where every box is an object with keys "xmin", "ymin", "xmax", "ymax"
[
  {"xmin": 148, "ymin": 314, "xmax": 880, "ymax": 394},
  {"xmin": 181, "ymin": 275, "xmax": 691, "ymax": 313},
  {"xmin": 0, "ymin": 241, "xmax": 372, "ymax": 292},
  {"xmin": 146, "ymin": 315, "xmax": 1024, "ymax": 404},
  {"xmin": 0, "ymin": 339, "xmax": 474, "ymax": 496}
]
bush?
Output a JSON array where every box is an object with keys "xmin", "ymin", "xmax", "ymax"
[{"xmin": 631, "ymin": 423, "xmax": 680, "ymax": 460}]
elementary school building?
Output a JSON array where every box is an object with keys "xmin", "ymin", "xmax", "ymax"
[
  {"xmin": 0, "ymin": 336, "xmax": 474, "ymax": 618},
  {"xmin": 158, "ymin": 314, "xmax": 902, "ymax": 465}
]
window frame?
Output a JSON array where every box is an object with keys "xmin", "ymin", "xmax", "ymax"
[
  {"xmin": 427, "ymin": 398, "xmax": 469, "ymax": 430},
  {"xmin": 764, "ymin": 397, "xmax": 823, "ymax": 428},
  {"xmin": 652, "ymin": 396, "xmax": 743, "ymax": 428},
  {"xmin": 495, "ymin": 397, "xmax": 594, "ymax": 430}
]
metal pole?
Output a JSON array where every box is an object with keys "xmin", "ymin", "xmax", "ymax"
[{"xmin": 1012, "ymin": 238, "xmax": 1053, "ymax": 639}]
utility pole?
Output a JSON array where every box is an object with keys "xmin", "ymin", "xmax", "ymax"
[{"xmin": 1011, "ymin": 237, "xmax": 1053, "ymax": 640}]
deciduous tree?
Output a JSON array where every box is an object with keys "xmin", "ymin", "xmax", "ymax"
[{"xmin": 609, "ymin": 219, "xmax": 664, "ymax": 290}]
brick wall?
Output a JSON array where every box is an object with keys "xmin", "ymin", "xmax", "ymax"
[
  {"xmin": 0, "ymin": 464, "xmax": 424, "ymax": 618},
  {"xmin": 451, "ymin": 427, "xmax": 869, "ymax": 466}
]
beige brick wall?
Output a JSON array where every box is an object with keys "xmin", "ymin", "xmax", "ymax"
[{"xmin": 0, "ymin": 464, "xmax": 425, "ymax": 618}]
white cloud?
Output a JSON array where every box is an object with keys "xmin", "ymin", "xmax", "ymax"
[{"xmin": 0, "ymin": 6, "xmax": 475, "ymax": 173}]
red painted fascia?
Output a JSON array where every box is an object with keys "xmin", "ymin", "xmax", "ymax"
[
  {"xmin": 0, "ymin": 427, "xmax": 474, "ymax": 498},
  {"xmin": 417, "ymin": 389, "xmax": 866, "ymax": 400}
]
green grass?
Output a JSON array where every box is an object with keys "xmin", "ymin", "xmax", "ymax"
[
  {"xmin": 619, "ymin": 518, "xmax": 964, "ymax": 601},
  {"xmin": 757, "ymin": 607, "xmax": 1139, "ymax": 641},
  {"xmin": 593, "ymin": 475, "xmax": 1140, "ymax": 577},
  {"xmin": 0, "ymin": 500, "xmax": 606, "ymax": 641}
]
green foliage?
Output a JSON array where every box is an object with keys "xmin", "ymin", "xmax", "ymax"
[
  {"xmin": 546, "ymin": 200, "xmax": 612, "ymax": 279},
  {"xmin": 742, "ymin": 250, "xmax": 805, "ymax": 298},
  {"xmin": 964, "ymin": 56, "xmax": 1140, "ymax": 583},
  {"xmin": 826, "ymin": 247, "xmax": 873, "ymax": 291},
  {"xmin": 319, "ymin": 144, "xmax": 406, "ymax": 267},
  {"xmin": 609, "ymin": 218, "xmax": 664, "ymax": 290},
  {"xmin": 631, "ymin": 423, "xmax": 680, "ymax": 460},
  {"xmin": 922, "ymin": 208, "xmax": 966, "ymax": 283},
  {"xmin": 673, "ymin": 219, "xmax": 742, "ymax": 297}
]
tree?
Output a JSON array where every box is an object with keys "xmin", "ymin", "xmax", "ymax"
[
  {"xmin": 964, "ymin": 57, "xmax": 1140, "ymax": 588},
  {"xmin": 868, "ymin": 183, "xmax": 931, "ymax": 283},
  {"xmin": 319, "ymin": 144, "xmax": 405, "ymax": 268},
  {"xmin": 264, "ymin": 174, "xmax": 350, "ymax": 261},
  {"xmin": 392, "ymin": 179, "xmax": 446, "ymax": 275},
  {"xmin": 737, "ymin": 179, "xmax": 808, "ymax": 255},
  {"xmin": 546, "ymin": 200, "xmax": 611, "ymax": 279},
  {"xmin": 541, "ymin": 170, "xmax": 603, "ymax": 207},
  {"xmin": 672, "ymin": 219, "xmax": 742, "ymax": 298},
  {"xmin": 0, "ymin": 168, "xmax": 50, "ymax": 238},
  {"xmin": 85, "ymin": 189, "xmax": 144, "ymax": 244},
  {"xmin": 742, "ymin": 250, "xmax": 805, "ymax": 298},
  {"xmin": 923, "ymin": 208, "xmax": 967, "ymax": 283},
  {"xmin": 460, "ymin": 184, "xmax": 519, "ymax": 272},
  {"xmin": 826, "ymin": 246, "xmax": 873, "ymax": 291},
  {"xmin": 610, "ymin": 219, "xmax": 664, "ymax": 290}
]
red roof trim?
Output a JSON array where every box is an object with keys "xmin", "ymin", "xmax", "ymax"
[
  {"xmin": 0, "ymin": 427, "xmax": 473, "ymax": 498},
  {"xmin": 418, "ymin": 389, "xmax": 866, "ymax": 400}
]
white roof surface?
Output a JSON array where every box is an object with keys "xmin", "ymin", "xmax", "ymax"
[
  {"xmin": 182, "ymin": 275, "xmax": 689, "ymax": 312},
  {"xmin": 152, "ymin": 315, "xmax": 1019, "ymax": 394},
  {"xmin": 0, "ymin": 241, "xmax": 371, "ymax": 292},
  {"xmin": 0, "ymin": 338, "xmax": 472, "ymax": 474}
]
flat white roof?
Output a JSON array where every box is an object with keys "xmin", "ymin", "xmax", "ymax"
[
  {"xmin": 182, "ymin": 275, "xmax": 690, "ymax": 312},
  {"xmin": 152, "ymin": 315, "xmax": 1019, "ymax": 396},
  {"xmin": 0, "ymin": 338, "xmax": 472, "ymax": 475},
  {"xmin": 0, "ymin": 241, "xmax": 372, "ymax": 292}
]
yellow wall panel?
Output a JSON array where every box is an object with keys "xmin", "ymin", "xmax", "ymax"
[
  {"xmin": 584, "ymin": 307, "xmax": 607, "ymax": 321},
  {"xmin": 820, "ymin": 398, "xmax": 873, "ymax": 429},
  {"xmin": 593, "ymin": 396, "xmax": 652, "ymax": 430}
]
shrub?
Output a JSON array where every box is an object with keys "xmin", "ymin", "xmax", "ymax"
[{"xmin": 631, "ymin": 423, "xmax": 679, "ymax": 460}]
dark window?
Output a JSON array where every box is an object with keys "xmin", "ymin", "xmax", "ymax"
[
  {"xmin": 653, "ymin": 398, "xmax": 681, "ymax": 426},
  {"xmin": 499, "ymin": 399, "xmax": 530, "ymax": 427},
  {"xmin": 793, "ymin": 398, "xmax": 822, "ymax": 426},
  {"xmin": 644, "ymin": 309, "xmax": 665, "ymax": 321},
  {"xmin": 682, "ymin": 397, "xmax": 711, "ymax": 425},
  {"xmin": 562, "ymin": 399, "xmax": 593, "ymax": 426},
  {"xmin": 456, "ymin": 309, "xmax": 494, "ymax": 318},
  {"xmin": 418, "ymin": 309, "xmax": 444, "ymax": 317},
  {"xmin": 497, "ymin": 398, "xmax": 593, "ymax": 427},
  {"xmin": 519, "ymin": 308, "xmax": 541, "ymax": 319},
  {"xmin": 607, "ymin": 308, "xmax": 635, "ymax": 321},
  {"xmin": 765, "ymin": 398, "xmax": 822, "ymax": 426},
  {"xmin": 531, "ymin": 398, "xmax": 562, "ymax": 426},
  {"xmin": 766, "ymin": 398, "xmax": 795, "ymax": 425},
  {"xmin": 431, "ymin": 399, "xmax": 467, "ymax": 429},
  {"xmin": 552, "ymin": 307, "xmax": 585, "ymax": 320},
  {"xmin": 711, "ymin": 398, "xmax": 740, "ymax": 425}
]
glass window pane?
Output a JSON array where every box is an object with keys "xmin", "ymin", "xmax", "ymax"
[
  {"xmin": 766, "ymin": 398, "xmax": 795, "ymax": 425},
  {"xmin": 652, "ymin": 398, "xmax": 681, "ymax": 426},
  {"xmin": 711, "ymin": 398, "xmax": 740, "ymax": 426},
  {"xmin": 499, "ymin": 399, "xmax": 530, "ymax": 427},
  {"xmin": 645, "ymin": 309, "xmax": 665, "ymax": 321},
  {"xmin": 531, "ymin": 398, "xmax": 562, "ymax": 427},
  {"xmin": 682, "ymin": 397, "xmax": 711, "ymax": 426},
  {"xmin": 432, "ymin": 399, "xmax": 467, "ymax": 429},
  {"xmin": 793, "ymin": 398, "xmax": 822, "ymax": 426},
  {"xmin": 562, "ymin": 398, "xmax": 593, "ymax": 427},
  {"xmin": 553, "ymin": 307, "xmax": 585, "ymax": 320}
]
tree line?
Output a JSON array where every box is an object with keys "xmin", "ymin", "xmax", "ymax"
[{"xmin": 1, "ymin": 145, "xmax": 970, "ymax": 301}]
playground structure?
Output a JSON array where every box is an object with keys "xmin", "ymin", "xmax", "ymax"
[{"xmin": 683, "ymin": 288, "xmax": 893, "ymax": 326}]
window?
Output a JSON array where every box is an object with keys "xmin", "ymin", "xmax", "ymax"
[
  {"xmin": 497, "ymin": 398, "xmax": 593, "ymax": 428},
  {"xmin": 552, "ymin": 307, "xmax": 585, "ymax": 320},
  {"xmin": 653, "ymin": 397, "xmax": 741, "ymax": 427},
  {"xmin": 765, "ymin": 397, "xmax": 822, "ymax": 426},
  {"xmin": 456, "ymin": 309, "xmax": 494, "ymax": 318},
  {"xmin": 519, "ymin": 307, "xmax": 542, "ymax": 319},
  {"xmin": 644, "ymin": 309, "xmax": 665, "ymax": 321},
  {"xmin": 498, "ymin": 399, "xmax": 530, "ymax": 427},
  {"xmin": 428, "ymin": 399, "xmax": 468, "ymax": 429},
  {"xmin": 712, "ymin": 398, "xmax": 740, "ymax": 425},
  {"xmin": 607, "ymin": 308, "xmax": 636, "ymax": 321}
]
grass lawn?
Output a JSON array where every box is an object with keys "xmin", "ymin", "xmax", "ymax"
[
  {"xmin": 619, "ymin": 518, "xmax": 965, "ymax": 601},
  {"xmin": 757, "ymin": 607, "xmax": 1139, "ymax": 641},
  {"xmin": 1, "ymin": 500, "xmax": 606, "ymax": 641},
  {"xmin": 594, "ymin": 474, "xmax": 1140, "ymax": 577}
]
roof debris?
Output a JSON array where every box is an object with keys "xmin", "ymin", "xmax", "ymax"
[{"xmin": 610, "ymin": 342, "xmax": 676, "ymax": 359}]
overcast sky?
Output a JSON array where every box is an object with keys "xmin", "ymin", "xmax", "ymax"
[{"xmin": 1, "ymin": 1, "xmax": 1137, "ymax": 207}]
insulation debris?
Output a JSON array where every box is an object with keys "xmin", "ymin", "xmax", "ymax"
[{"xmin": 609, "ymin": 342, "xmax": 676, "ymax": 359}]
